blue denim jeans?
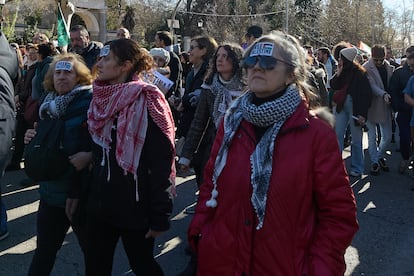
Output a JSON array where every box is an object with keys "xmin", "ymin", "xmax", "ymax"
[
  {"xmin": 366, "ymin": 117, "xmax": 392, "ymax": 164},
  {"xmin": 334, "ymin": 95, "xmax": 365, "ymax": 174}
]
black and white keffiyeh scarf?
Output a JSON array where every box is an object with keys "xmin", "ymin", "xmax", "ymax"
[
  {"xmin": 39, "ymin": 84, "xmax": 92, "ymax": 119},
  {"xmin": 205, "ymin": 74, "xmax": 244, "ymax": 128},
  {"xmin": 206, "ymin": 84, "xmax": 302, "ymax": 230}
]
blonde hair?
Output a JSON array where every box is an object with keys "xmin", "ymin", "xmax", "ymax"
[{"xmin": 43, "ymin": 53, "xmax": 93, "ymax": 92}]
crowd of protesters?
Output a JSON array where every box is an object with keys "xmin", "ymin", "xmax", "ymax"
[{"xmin": 1, "ymin": 22, "xmax": 414, "ymax": 275}]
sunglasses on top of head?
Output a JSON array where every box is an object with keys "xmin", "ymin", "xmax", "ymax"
[{"xmin": 241, "ymin": 55, "xmax": 292, "ymax": 70}]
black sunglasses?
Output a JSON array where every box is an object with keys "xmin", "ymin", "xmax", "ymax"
[{"xmin": 241, "ymin": 55, "xmax": 292, "ymax": 70}]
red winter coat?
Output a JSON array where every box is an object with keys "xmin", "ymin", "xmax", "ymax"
[{"xmin": 188, "ymin": 101, "xmax": 359, "ymax": 276}]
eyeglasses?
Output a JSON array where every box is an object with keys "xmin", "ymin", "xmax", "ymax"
[
  {"xmin": 241, "ymin": 55, "xmax": 292, "ymax": 70},
  {"xmin": 189, "ymin": 45, "xmax": 199, "ymax": 51}
]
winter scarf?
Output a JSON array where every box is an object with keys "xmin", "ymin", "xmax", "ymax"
[
  {"xmin": 205, "ymin": 74, "xmax": 244, "ymax": 128},
  {"xmin": 87, "ymin": 78, "xmax": 176, "ymax": 199},
  {"xmin": 39, "ymin": 84, "xmax": 92, "ymax": 119},
  {"xmin": 207, "ymin": 84, "xmax": 302, "ymax": 230}
]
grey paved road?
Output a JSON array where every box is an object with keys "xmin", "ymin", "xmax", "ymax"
[{"xmin": 1, "ymin": 138, "xmax": 414, "ymax": 275}]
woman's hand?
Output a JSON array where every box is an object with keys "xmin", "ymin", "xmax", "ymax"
[
  {"xmin": 65, "ymin": 198, "xmax": 79, "ymax": 222},
  {"xmin": 383, "ymin": 93, "xmax": 391, "ymax": 104},
  {"xmin": 14, "ymin": 95, "xmax": 21, "ymax": 109},
  {"xmin": 24, "ymin": 124, "xmax": 37, "ymax": 144},
  {"xmin": 176, "ymin": 101, "xmax": 184, "ymax": 112},
  {"xmin": 145, "ymin": 229, "xmax": 165, "ymax": 239},
  {"xmin": 69, "ymin": 151, "xmax": 93, "ymax": 171}
]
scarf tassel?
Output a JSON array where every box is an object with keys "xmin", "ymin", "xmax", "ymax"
[
  {"xmin": 206, "ymin": 186, "xmax": 218, "ymax": 208},
  {"xmin": 135, "ymin": 174, "xmax": 139, "ymax": 202},
  {"xmin": 100, "ymin": 147, "xmax": 111, "ymax": 182},
  {"xmin": 100, "ymin": 147, "xmax": 105, "ymax": 166}
]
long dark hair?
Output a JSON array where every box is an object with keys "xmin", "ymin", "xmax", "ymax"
[{"xmin": 204, "ymin": 43, "xmax": 244, "ymax": 85}]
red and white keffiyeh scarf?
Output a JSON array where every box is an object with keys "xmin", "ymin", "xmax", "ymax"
[{"xmin": 88, "ymin": 77, "xmax": 176, "ymax": 199}]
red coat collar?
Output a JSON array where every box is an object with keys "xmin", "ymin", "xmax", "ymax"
[{"xmin": 279, "ymin": 101, "xmax": 310, "ymax": 134}]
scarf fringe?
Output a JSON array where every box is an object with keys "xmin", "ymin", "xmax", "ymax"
[
  {"xmin": 135, "ymin": 174, "xmax": 139, "ymax": 201},
  {"xmin": 89, "ymin": 79, "xmax": 176, "ymax": 201},
  {"xmin": 100, "ymin": 147, "xmax": 111, "ymax": 182}
]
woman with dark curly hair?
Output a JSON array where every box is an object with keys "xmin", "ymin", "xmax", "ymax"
[{"xmin": 178, "ymin": 43, "xmax": 245, "ymax": 189}]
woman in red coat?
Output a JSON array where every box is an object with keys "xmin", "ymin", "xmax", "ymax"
[{"xmin": 188, "ymin": 32, "xmax": 359, "ymax": 276}]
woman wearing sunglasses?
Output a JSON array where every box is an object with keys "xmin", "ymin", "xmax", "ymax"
[
  {"xmin": 187, "ymin": 32, "xmax": 358, "ymax": 275},
  {"xmin": 176, "ymin": 36, "xmax": 218, "ymax": 146}
]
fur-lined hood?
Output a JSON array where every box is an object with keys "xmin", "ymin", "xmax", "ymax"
[
  {"xmin": 312, "ymin": 106, "xmax": 335, "ymax": 128},
  {"xmin": 313, "ymin": 68, "xmax": 326, "ymax": 80}
]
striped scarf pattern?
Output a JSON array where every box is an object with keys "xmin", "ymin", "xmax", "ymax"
[
  {"xmin": 88, "ymin": 78, "xmax": 176, "ymax": 198},
  {"xmin": 209, "ymin": 84, "xmax": 302, "ymax": 229}
]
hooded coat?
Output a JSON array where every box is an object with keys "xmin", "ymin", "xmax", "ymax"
[{"xmin": 188, "ymin": 101, "xmax": 359, "ymax": 276}]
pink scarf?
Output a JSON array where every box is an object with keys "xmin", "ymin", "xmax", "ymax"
[{"xmin": 88, "ymin": 78, "xmax": 176, "ymax": 198}]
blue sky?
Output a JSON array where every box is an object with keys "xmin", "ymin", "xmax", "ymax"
[{"xmin": 383, "ymin": 0, "xmax": 410, "ymax": 10}]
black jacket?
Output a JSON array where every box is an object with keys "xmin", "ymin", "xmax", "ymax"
[
  {"xmin": 167, "ymin": 50, "xmax": 183, "ymax": 98},
  {"xmin": 88, "ymin": 116, "xmax": 173, "ymax": 231},
  {"xmin": 177, "ymin": 61, "xmax": 209, "ymax": 138},
  {"xmin": 37, "ymin": 89, "xmax": 93, "ymax": 207},
  {"xmin": 72, "ymin": 41, "xmax": 102, "ymax": 70},
  {"xmin": 32, "ymin": 56, "xmax": 53, "ymax": 103},
  {"xmin": 181, "ymin": 87, "xmax": 216, "ymax": 165},
  {"xmin": 390, "ymin": 63, "xmax": 414, "ymax": 113},
  {"xmin": 15, "ymin": 62, "xmax": 37, "ymax": 107},
  {"xmin": 331, "ymin": 69, "xmax": 372, "ymax": 119}
]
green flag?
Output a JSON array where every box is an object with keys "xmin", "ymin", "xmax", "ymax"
[{"xmin": 57, "ymin": 3, "xmax": 69, "ymax": 47}]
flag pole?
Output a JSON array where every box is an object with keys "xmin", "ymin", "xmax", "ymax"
[{"xmin": 57, "ymin": 2, "xmax": 70, "ymax": 53}]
